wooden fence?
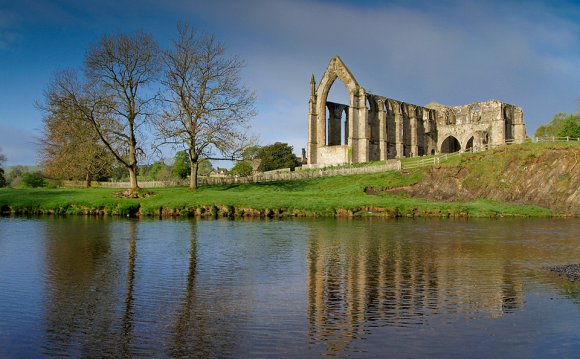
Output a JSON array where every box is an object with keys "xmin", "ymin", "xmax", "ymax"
[
  {"xmin": 401, "ymin": 136, "xmax": 579, "ymax": 170},
  {"xmin": 63, "ymin": 159, "xmax": 402, "ymax": 188}
]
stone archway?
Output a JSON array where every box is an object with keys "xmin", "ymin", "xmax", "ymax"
[
  {"xmin": 308, "ymin": 56, "xmax": 367, "ymax": 165},
  {"xmin": 315, "ymin": 57, "xmax": 360, "ymax": 147},
  {"xmin": 465, "ymin": 136, "xmax": 474, "ymax": 152},
  {"xmin": 440, "ymin": 135, "xmax": 461, "ymax": 153}
]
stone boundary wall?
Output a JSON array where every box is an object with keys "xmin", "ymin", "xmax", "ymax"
[{"xmin": 62, "ymin": 159, "xmax": 402, "ymax": 189}]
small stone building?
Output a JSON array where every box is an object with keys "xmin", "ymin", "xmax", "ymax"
[{"xmin": 307, "ymin": 56, "xmax": 527, "ymax": 166}]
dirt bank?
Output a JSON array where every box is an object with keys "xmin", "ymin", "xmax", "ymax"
[{"xmin": 392, "ymin": 144, "xmax": 579, "ymax": 215}]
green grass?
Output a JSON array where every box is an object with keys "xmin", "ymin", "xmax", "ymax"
[
  {"xmin": 3, "ymin": 142, "xmax": 573, "ymax": 218},
  {"xmin": 0, "ymin": 168, "xmax": 552, "ymax": 218}
]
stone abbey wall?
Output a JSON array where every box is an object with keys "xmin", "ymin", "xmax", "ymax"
[{"xmin": 307, "ymin": 56, "xmax": 527, "ymax": 167}]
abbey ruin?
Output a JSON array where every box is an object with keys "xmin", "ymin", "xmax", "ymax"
[{"xmin": 307, "ymin": 56, "xmax": 527, "ymax": 166}]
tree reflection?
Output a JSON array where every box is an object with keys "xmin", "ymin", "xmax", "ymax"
[
  {"xmin": 166, "ymin": 220, "xmax": 238, "ymax": 358},
  {"xmin": 168, "ymin": 221, "xmax": 201, "ymax": 357},
  {"xmin": 42, "ymin": 216, "xmax": 118, "ymax": 357},
  {"xmin": 121, "ymin": 219, "xmax": 137, "ymax": 357}
]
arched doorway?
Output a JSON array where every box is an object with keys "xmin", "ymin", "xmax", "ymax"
[
  {"xmin": 326, "ymin": 102, "xmax": 348, "ymax": 146},
  {"xmin": 440, "ymin": 136, "xmax": 461, "ymax": 153},
  {"xmin": 465, "ymin": 136, "xmax": 474, "ymax": 152},
  {"xmin": 308, "ymin": 56, "xmax": 363, "ymax": 165},
  {"xmin": 325, "ymin": 77, "xmax": 350, "ymax": 146}
]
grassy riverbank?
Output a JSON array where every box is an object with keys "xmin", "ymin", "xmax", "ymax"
[
  {"xmin": 3, "ymin": 142, "xmax": 577, "ymax": 218},
  {"xmin": 398, "ymin": 142, "xmax": 579, "ymax": 215},
  {"xmin": 0, "ymin": 169, "xmax": 552, "ymax": 218}
]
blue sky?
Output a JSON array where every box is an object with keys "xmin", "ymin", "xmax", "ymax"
[{"xmin": 1, "ymin": 0, "xmax": 579, "ymax": 166}]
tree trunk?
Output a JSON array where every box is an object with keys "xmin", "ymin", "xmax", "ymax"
[
  {"xmin": 128, "ymin": 165, "xmax": 139, "ymax": 191},
  {"xmin": 128, "ymin": 125, "xmax": 140, "ymax": 191},
  {"xmin": 189, "ymin": 161, "xmax": 199, "ymax": 191},
  {"xmin": 85, "ymin": 173, "xmax": 91, "ymax": 188}
]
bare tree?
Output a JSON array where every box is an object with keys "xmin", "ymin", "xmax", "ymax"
[
  {"xmin": 52, "ymin": 33, "xmax": 160, "ymax": 192},
  {"xmin": 157, "ymin": 23, "xmax": 256, "ymax": 190},
  {"xmin": 38, "ymin": 75, "xmax": 115, "ymax": 187}
]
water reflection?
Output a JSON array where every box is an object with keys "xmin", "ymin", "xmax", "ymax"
[
  {"xmin": 122, "ymin": 220, "xmax": 137, "ymax": 358},
  {"xmin": 307, "ymin": 219, "xmax": 525, "ymax": 354},
  {"xmin": 42, "ymin": 216, "xmax": 119, "ymax": 357},
  {"xmin": 168, "ymin": 225, "xmax": 198, "ymax": 357},
  {"xmin": 41, "ymin": 218, "xmax": 251, "ymax": 357},
  {"xmin": 167, "ymin": 222, "xmax": 240, "ymax": 358},
  {"xmin": 1, "ymin": 217, "xmax": 578, "ymax": 357}
]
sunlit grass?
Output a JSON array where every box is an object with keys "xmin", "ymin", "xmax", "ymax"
[
  {"xmin": 0, "ymin": 168, "xmax": 552, "ymax": 217},
  {"xmin": 3, "ymin": 142, "xmax": 573, "ymax": 218}
]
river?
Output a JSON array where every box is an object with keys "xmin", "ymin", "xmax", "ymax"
[{"xmin": 0, "ymin": 216, "xmax": 579, "ymax": 358}]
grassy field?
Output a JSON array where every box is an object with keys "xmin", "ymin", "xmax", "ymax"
[{"xmin": 0, "ymin": 167, "xmax": 552, "ymax": 218}]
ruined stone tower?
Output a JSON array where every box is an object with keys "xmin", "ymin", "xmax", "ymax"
[{"xmin": 307, "ymin": 56, "xmax": 527, "ymax": 167}]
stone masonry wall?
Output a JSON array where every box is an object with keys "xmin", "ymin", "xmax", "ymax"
[
  {"xmin": 308, "ymin": 56, "xmax": 527, "ymax": 166},
  {"xmin": 62, "ymin": 159, "xmax": 402, "ymax": 189}
]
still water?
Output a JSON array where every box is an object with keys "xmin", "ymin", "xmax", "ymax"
[{"xmin": 0, "ymin": 216, "xmax": 579, "ymax": 358}]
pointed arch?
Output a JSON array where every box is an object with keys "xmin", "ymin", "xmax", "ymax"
[
  {"xmin": 440, "ymin": 136, "xmax": 461, "ymax": 153},
  {"xmin": 314, "ymin": 56, "xmax": 363, "ymax": 161},
  {"xmin": 465, "ymin": 136, "xmax": 474, "ymax": 152},
  {"xmin": 317, "ymin": 56, "xmax": 360, "ymax": 100}
]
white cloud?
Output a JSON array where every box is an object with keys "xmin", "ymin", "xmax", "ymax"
[
  {"xmin": 4, "ymin": 0, "xmax": 580, "ymax": 165},
  {"xmin": 178, "ymin": 0, "xmax": 580, "ymax": 141}
]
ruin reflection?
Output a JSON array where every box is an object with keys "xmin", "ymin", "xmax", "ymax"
[
  {"xmin": 3, "ymin": 217, "xmax": 577, "ymax": 357},
  {"xmin": 307, "ymin": 219, "xmax": 524, "ymax": 354}
]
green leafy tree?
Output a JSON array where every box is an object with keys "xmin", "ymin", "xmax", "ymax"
[
  {"xmin": 139, "ymin": 160, "xmax": 168, "ymax": 180},
  {"xmin": 22, "ymin": 171, "xmax": 46, "ymax": 188},
  {"xmin": 6, "ymin": 166, "xmax": 25, "ymax": 187},
  {"xmin": 535, "ymin": 113, "xmax": 580, "ymax": 138},
  {"xmin": 0, "ymin": 150, "xmax": 6, "ymax": 187},
  {"xmin": 229, "ymin": 145, "xmax": 261, "ymax": 177},
  {"xmin": 173, "ymin": 151, "xmax": 214, "ymax": 179},
  {"xmin": 241, "ymin": 145, "xmax": 261, "ymax": 161},
  {"xmin": 173, "ymin": 151, "xmax": 191, "ymax": 179},
  {"xmin": 558, "ymin": 115, "xmax": 580, "ymax": 138},
  {"xmin": 230, "ymin": 160, "xmax": 253, "ymax": 177},
  {"xmin": 146, "ymin": 160, "xmax": 169, "ymax": 180},
  {"xmin": 197, "ymin": 159, "xmax": 215, "ymax": 176},
  {"xmin": 256, "ymin": 142, "xmax": 301, "ymax": 172}
]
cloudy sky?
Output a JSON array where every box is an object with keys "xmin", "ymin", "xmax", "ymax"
[{"xmin": 1, "ymin": 0, "xmax": 579, "ymax": 166}]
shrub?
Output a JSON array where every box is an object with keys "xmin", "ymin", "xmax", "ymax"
[{"xmin": 22, "ymin": 172, "xmax": 46, "ymax": 188}]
